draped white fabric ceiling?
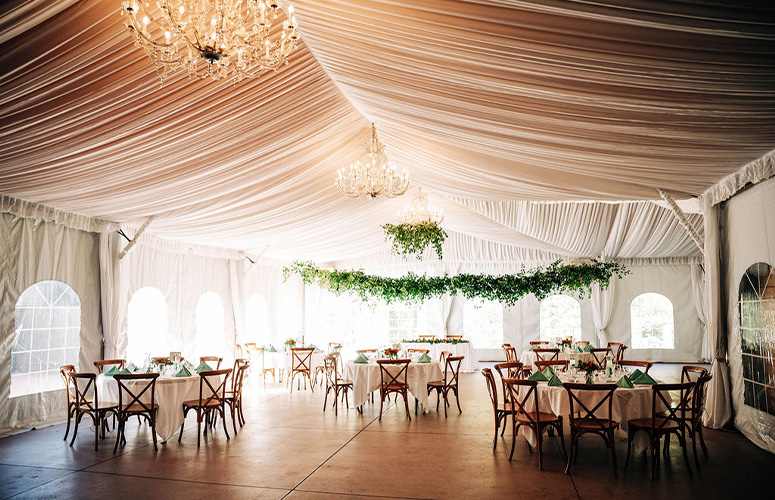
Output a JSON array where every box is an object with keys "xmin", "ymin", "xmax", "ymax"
[{"xmin": 1, "ymin": 0, "xmax": 773, "ymax": 262}]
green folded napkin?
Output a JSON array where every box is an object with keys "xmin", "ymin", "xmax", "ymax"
[
  {"xmin": 541, "ymin": 367, "xmax": 556, "ymax": 379},
  {"xmin": 418, "ymin": 353, "xmax": 431, "ymax": 363},
  {"xmin": 629, "ymin": 368, "xmax": 643, "ymax": 380},
  {"xmin": 267, "ymin": 345, "xmax": 278, "ymax": 353},
  {"xmin": 574, "ymin": 346, "xmax": 583, "ymax": 353},
  {"xmin": 104, "ymin": 366, "xmax": 119, "ymax": 376},
  {"xmin": 631, "ymin": 372, "xmax": 657, "ymax": 385},
  {"xmin": 175, "ymin": 366, "xmax": 192, "ymax": 377},
  {"xmin": 616, "ymin": 375, "xmax": 634, "ymax": 388},
  {"xmin": 353, "ymin": 353, "xmax": 369, "ymax": 364},
  {"xmin": 583, "ymin": 344, "xmax": 592, "ymax": 352},
  {"xmin": 119, "ymin": 368, "xmax": 132, "ymax": 375},
  {"xmin": 527, "ymin": 371, "xmax": 548, "ymax": 381},
  {"xmin": 547, "ymin": 374, "xmax": 563, "ymax": 387},
  {"xmin": 195, "ymin": 361, "xmax": 213, "ymax": 373}
]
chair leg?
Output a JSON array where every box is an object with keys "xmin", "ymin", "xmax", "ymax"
[
  {"xmin": 698, "ymin": 423, "xmax": 709, "ymax": 457},
  {"xmin": 178, "ymin": 408, "xmax": 187, "ymax": 442},
  {"xmin": 113, "ymin": 417, "xmax": 122, "ymax": 454},
  {"xmin": 679, "ymin": 432, "xmax": 692, "ymax": 475},
  {"xmin": 93, "ymin": 413, "xmax": 99, "ymax": 451},
  {"xmin": 63, "ymin": 406, "xmax": 72, "ymax": 441},
  {"xmin": 625, "ymin": 428, "xmax": 633, "ymax": 468},
  {"xmin": 221, "ymin": 407, "xmax": 230, "ymax": 439},
  {"xmin": 403, "ymin": 391, "xmax": 411, "ymax": 420},
  {"xmin": 151, "ymin": 411, "xmax": 158, "ymax": 451},
  {"xmin": 378, "ymin": 391, "xmax": 385, "ymax": 420},
  {"xmin": 537, "ymin": 429, "xmax": 544, "ymax": 471},
  {"xmin": 565, "ymin": 432, "xmax": 575, "ymax": 475},
  {"xmin": 69, "ymin": 412, "xmax": 80, "ymax": 447},
  {"xmin": 691, "ymin": 426, "xmax": 700, "ymax": 465},
  {"xmin": 609, "ymin": 429, "xmax": 618, "ymax": 478},
  {"xmin": 323, "ymin": 385, "xmax": 330, "ymax": 412},
  {"xmin": 231, "ymin": 403, "xmax": 238, "ymax": 435},
  {"xmin": 455, "ymin": 387, "xmax": 462, "ymax": 414},
  {"xmin": 509, "ymin": 420, "xmax": 517, "ymax": 460},
  {"xmin": 197, "ymin": 412, "xmax": 202, "ymax": 447},
  {"xmin": 557, "ymin": 422, "xmax": 567, "ymax": 461}
]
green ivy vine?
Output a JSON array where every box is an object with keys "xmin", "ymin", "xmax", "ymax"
[
  {"xmin": 283, "ymin": 260, "xmax": 629, "ymax": 306},
  {"xmin": 381, "ymin": 222, "xmax": 447, "ymax": 260}
]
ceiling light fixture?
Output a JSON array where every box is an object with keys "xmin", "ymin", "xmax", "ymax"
[{"xmin": 121, "ymin": 0, "xmax": 299, "ymax": 82}]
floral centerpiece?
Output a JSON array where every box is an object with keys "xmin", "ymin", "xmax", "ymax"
[
  {"xmin": 401, "ymin": 338, "xmax": 469, "ymax": 345},
  {"xmin": 576, "ymin": 360, "xmax": 597, "ymax": 384},
  {"xmin": 284, "ymin": 338, "xmax": 297, "ymax": 351},
  {"xmin": 383, "ymin": 348, "xmax": 398, "ymax": 359},
  {"xmin": 151, "ymin": 356, "xmax": 172, "ymax": 366}
]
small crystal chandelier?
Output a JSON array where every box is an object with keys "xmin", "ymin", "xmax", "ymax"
[
  {"xmin": 397, "ymin": 189, "xmax": 444, "ymax": 225},
  {"xmin": 121, "ymin": 1, "xmax": 299, "ymax": 82},
  {"xmin": 336, "ymin": 123, "xmax": 410, "ymax": 199}
]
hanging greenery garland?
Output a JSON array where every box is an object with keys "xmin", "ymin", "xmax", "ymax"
[
  {"xmin": 381, "ymin": 222, "xmax": 447, "ymax": 260},
  {"xmin": 283, "ymin": 260, "xmax": 628, "ymax": 305}
]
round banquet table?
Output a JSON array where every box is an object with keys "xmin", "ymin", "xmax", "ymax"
[
  {"xmin": 96, "ymin": 373, "xmax": 204, "ymax": 443},
  {"xmin": 519, "ymin": 350, "xmax": 593, "ymax": 368},
  {"xmin": 345, "ymin": 360, "xmax": 443, "ymax": 413},
  {"xmin": 516, "ymin": 375, "xmax": 670, "ymax": 454},
  {"xmin": 399, "ymin": 342, "xmax": 476, "ymax": 372}
]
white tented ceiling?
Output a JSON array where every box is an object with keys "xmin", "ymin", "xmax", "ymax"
[{"xmin": 1, "ymin": 0, "xmax": 773, "ymax": 262}]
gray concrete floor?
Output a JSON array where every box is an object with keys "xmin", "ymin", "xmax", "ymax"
[{"xmin": 0, "ymin": 364, "xmax": 772, "ymax": 500}]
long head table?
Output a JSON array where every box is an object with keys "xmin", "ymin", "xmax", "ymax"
[
  {"xmin": 345, "ymin": 360, "xmax": 443, "ymax": 413},
  {"xmin": 399, "ymin": 342, "xmax": 476, "ymax": 372}
]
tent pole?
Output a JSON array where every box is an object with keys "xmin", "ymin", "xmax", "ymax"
[{"xmin": 657, "ymin": 189, "xmax": 704, "ymax": 252}]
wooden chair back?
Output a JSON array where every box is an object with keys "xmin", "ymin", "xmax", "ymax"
[
  {"xmin": 533, "ymin": 348, "xmax": 559, "ymax": 362},
  {"xmin": 535, "ymin": 359, "xmax": 570, "ymax": 372},
  {"xmin": 232, "ymin": 358, "xmax": 249, "ymax": 391},
  {"xmin": 607, "ymin": 342, "xmax": 627, "ymax": 364},
  {"xmin": 619, "ymin": 360, "xmax": 653, "ymax": 374},
  {"xmin": 442, "ymin": 356, "xmax": 464, "ymax": 387},
  {"xmin": 93, "ymin": 359, "xmax": 125, "ymax": 373},
  {"xmin": 195, "ymin": 368, "xmax": 232, "ymax": 407},
  {"xmin": 439, "ymin": 350, "xmax": 452, "ymax": 363},
  {"xmin": 114, "ymin": 373, "xmax": 160, "ymax": 414},
  {"xmin": 651, "ymin": 381, "xmax": 694, "ymax": 433},
  {"xmin": 446, "ymin": 335, "xmax": 462, "ymax": 340},
  {"xmin": 200, "ymin": 356, "xmax": 223, "ymax": 369},
  {"xmin": 291, "ymin": 347, "xmax": 315, "ymax": 374},
  {"xmin": 481, "ymin": 368, "xmax": 500, "ymax": 411},
  {"xmin": 418, "ymin": 335, "xmax": 436, "ymax": 341},
  {"xmin": 328, "ymin": 343, "xmax": 342, "ymax": 355},
  {"xmin": 589, "ymin": 348, "xmax": 611, "ymax": 369},
  {"xmin": 60, "ymin": 365, "xmax": 76, "ymax": 403},
  {"xmin": 681, "ymin": 365, "xmax": 709, "ymax": 383},
  {"xmin": 235, "ymin": 344, "xmax": 245, "ymax": 358},
  {"xmin": 324, "ymin": 355, "xmax": 341, "ymax": 387},
  {"xmin": 71, "ymin": 372, "xmax": 98, "ymax": 411},
  {"xmin": 690, "ymin": 374, "xmax": 712, "ymax": 423},
  {"xmin": 564, "ymin": 383, "xmax": 618, "ymax": 433},
  {"xmin": 408, "ymin": 348, "xmax": 430, "ymax": 355},
  {"xmin": 377, "ymin": 359, "xmax": 411, "ymax": 389},
  {"xmin": 504, "ymin": 346, "xmax": 517, "ymax": 363},
  {"xmin": 502, "ymin": 378, "xmax": 541, "ymax": 425},
  {"xmin": 529, "ymin": 341, "xmax": 547, "ymax": 347},
  {"xmin": 494, "ymin": 362, "xmax": 525, "ymax": 381}
]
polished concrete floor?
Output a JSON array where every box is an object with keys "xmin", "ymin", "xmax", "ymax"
[{"xmin": 1, "ymin": 365, "xmax": 773, "ymax": 500}]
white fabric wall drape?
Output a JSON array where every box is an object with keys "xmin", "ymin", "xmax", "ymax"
[
  {"xmin": 0, "ymin": 213, "xmax": 102, "ymax": 433},
  {"xmin": 590, "ymin": 281, "xmax": 616, "ymax": 347},
  {"xmin": 99, "ymin": 232, "xmax": 128, "ymax": 359},
  {"xmin": 690, "ymin": 261, "xmax": 712, "ymax": 362}
]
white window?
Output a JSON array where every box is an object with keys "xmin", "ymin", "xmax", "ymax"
[
  {"xmin": 245, "ymin": 294, "xmax": 269, "ymax": 345},
  {"xmin": 631, "ymin": 293, "xmax": 674, "ymax": 349},
  {"xmin": 196, "ymin": 292, "xmax": 226, "ymax": 359},
  {"xmin": 463, "ymin": 299, "xmax": 503, "ymax": 348},
  {"xmin": 11, "ymin": 281, "xmax": 81, "ymax": 398},
  {"xmin": 127, "ymin": 287, "xmax": 168, "ymax": 364},
  {"xmin": 387, "ymin": 302, "xmax": 428, "ymax": 344},
  {"xmin": 540, "ymin": 295, "xmax": 581, "ymax": 341}
]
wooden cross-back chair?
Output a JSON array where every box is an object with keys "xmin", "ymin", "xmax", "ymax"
[
  {"xmin": 589, "ymin": 348, "xmax": 611, "ymax": 369},
  {"xmin": 222, "ymin": 359, "xmax": 249, "ymax": 434},
  {"xmin": 60, "ymin": 365, "xmax": 77, "ymax": 441},
  {"xmin": 113, "ymin": 373, "xmax": 159, "ymax": 453},
  {"xmin": 503, "ymin": 378, "xmax": 566, "ymax": 470},
  {"xmin": 529, "ymin": 341, "xmax": 548, "ymax": 347},
  {"xmin": 323, "ymin": 355, "xmax": 353, "ymax": 416},
  {"xmin": 533, "ymin": 348, "xmax": 560, "ymax": 362},
  {"xmin": 289, "ymin": 347, "xmax": 315, "ymax": 393},
  {"xmin": 179, "ymin": 368, "xmax": 232, "ymax": 446},
  {"xmin": 534, "ymin": 359, "xmax": 570, "ymax": 372},
  {"xmin": 666, "ymin": 369, "xmax": 712, "ymax": 462},
  {"xmin": 626, "ymin": 381, "xmax": 695, "ymax": 479},
  {"xmin": 439, "ymin": 350, "xmax": 452, "ymax": 364},
  {"xmin": 249, "ymin": 346, "xmax": 276, "ymax": 389},
  {"xmin": 407, "ymin": 348, "xmax": 430, "ymax": 355},
  {"xmin": 69, "ymin": 372, "xmax": 117, "ymax": 451},
  {"xmin": 619, "ymin": 360, "xmax": 653, "ymax": 374},
  {"xmin": 200, "ymin": 356, "xmax": 223, "ymax": 369},
  {"xmin": 418, "ymin": 335, "xmax": 436, "ymax": 341},
  {"xmin": 445, "ymin": 334, "xmax": 462, "ymax": 340},
  {"xmin": 93, "ymin": 359, "xmax": 125, "ymax": 373},
  {"xmin": 504, "ymin": 346, "xmax": 518, "ymax": 364},
  {"xmin": 481, "ymin": 368, "xmax": 517, "ymax": 451},
  {"xmin": 564, "ymin": 383, "xmax": 620, "ymax": 477},
  {"xmin": 376, "ymin": 359, "xmax": 412, "ymax": 420},
  {"xmin": 426, "ymin": 355, "xmax": 464, "ymax": 417},
  {"xmin": 607, "ymin": 342, "xmax": 628, "ymax": 364}
]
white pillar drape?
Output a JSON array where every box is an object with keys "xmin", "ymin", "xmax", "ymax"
[
  {"xmin": 99, "ymin": 231, "xmax": 128, "ymax": 360},
  {"xmin": 690, "ymin": 261, "xmax": 712, "ymax": 362},
  {"xmin": 590, "ymin": 279, "xmax": 616, "ymax": 347},
  {"xmin": 702, "ymin": 202, "xmax": 732, "ymax": 428},
  {"xmin": 229, "ymin": 260, "xmax": 247, "ymax": 347}
]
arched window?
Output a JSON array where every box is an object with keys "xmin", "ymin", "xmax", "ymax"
[
  {"xmin": 540, "ymin": 295, "xmax": 581, "ymax": 341},
  {"xmin": 631, "ymin": 293, "xmax": 674, "ymax": 349},
  {"xmin": 463, "ymin": 299, "xmax": 503, "ymax": 348},
  {"xmin": 196, "ymin": 292, "xmax": 225, "ymax": 358},
  {"xmin": 127, "ymin": 287, "xmax": 168, "ymax": 364},
  {"xmin": 739, "ymin": 263, "xmax": 775, "ymax": 414},
  {"xmin": 11, "ymin": 281, "xmax": 81, "ymax": 398},
  {"xmin": 245, "ymin": 294, "xmax": 269, "ymax": 344},
  {"xmin": 387, "ymin": 302, "xmax": 428, "ymax": 344}
]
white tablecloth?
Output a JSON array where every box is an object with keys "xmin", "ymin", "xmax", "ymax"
[
  {"xmin": 399, "ymin": 342, "xmax": 476, "ymax": 372},
  {"xmin": 517, "ymin": 379, "xmax": 669, "ymax": 454},
  {"xmin": 519, "ymin": 350, "xmax": 593, "ymax": 368},
  {"xmin": 97, "ymin": 374, "xmax": 202, "ymax": 442},
  {"xmin": 345, "ymin": 360, "xmax": 443, "ymax": 413}
]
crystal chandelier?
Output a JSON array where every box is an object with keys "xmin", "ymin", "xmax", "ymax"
[
  {"xmin": 121, "ymin": 1, "xmax": 299, "ymax": 82},
  {"xmin": 397, "ymin": 189, "xmax": 444, "ymax": 225},
  {"xmin": 336, "ymin": 123, "xmax": 410, "ymax": 199}
]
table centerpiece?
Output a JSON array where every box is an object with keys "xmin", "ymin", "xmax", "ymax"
[{"xmin": 575, "ymin": 359, "xmax": 597, "ymax": 384}]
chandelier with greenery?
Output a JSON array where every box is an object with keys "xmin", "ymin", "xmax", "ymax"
[
  {"xmin": 382, "ymin": 189, "xmax": 447, "ymax": 260},
  {"xmin": 121, "ymin": 0, "xmax": 299, "ymax": 82}
]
